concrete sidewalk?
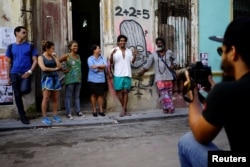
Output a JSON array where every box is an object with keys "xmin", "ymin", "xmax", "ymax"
[{"xmin": 0, "ymin": 108, "xmax": 188, "ymax": 131}]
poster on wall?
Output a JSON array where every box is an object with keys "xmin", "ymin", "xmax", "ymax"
[
  {"xmin": 0, "ymin": 54, "xmax": 13, "ymax": 105},
  {"xmin": 0, "ymin": 85, "xmax": 13, "ymax": 105},
  {"xmin": 200, "ymin": 53, "xmax": 208, "ymax": 66},
  {"xmin": 0, "ymin": 27, "xmax": 15, "ymax": 49},
  {"xmin": 0, "ymin": 54, "xmax": 8, "ymax": 85}
]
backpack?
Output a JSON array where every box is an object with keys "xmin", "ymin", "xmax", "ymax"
[{"xmin": 8, "ymin": 43, "xmax": 34, "ymax": 66}]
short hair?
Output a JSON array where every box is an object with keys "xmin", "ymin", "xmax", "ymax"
[
  {"xmin": 117, "ymin": 34, "xmax": 127, "ymax": 43},
  {"xmin": 90, "ymin": 44, "xmax": 99, "ymax": 52},
  {"xmin": 155, "ymin": 37, "xmax": 166, "ymax": 46},
  {"xmin": 14, "ymin": 26, "xmax": 26, "ymax": 37}
]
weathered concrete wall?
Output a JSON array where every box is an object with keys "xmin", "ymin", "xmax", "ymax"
[
  {"xmin": 101, "ymin": 0, "xmax": 159, "ymax": 112},
  {"xmin": 0, "ymin": 0, "xmax": 199, "ymax": 118}
]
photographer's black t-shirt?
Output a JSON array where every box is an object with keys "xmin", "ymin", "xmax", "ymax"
[{"xmin": 202, "ymin": 72, "xmax": 250, "ymax": 152}]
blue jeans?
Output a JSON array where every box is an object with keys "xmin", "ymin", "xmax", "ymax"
[
  {"xmin": 178, "ymin": 131, "xmax": 220, "ymax": 167},
  {"xmin": 10, "ymin": 73, "xmax": 32, "ymax": 117},
  {"xmin": 65, "ymin": 83, "xmax": 81, "ymax": 114}
]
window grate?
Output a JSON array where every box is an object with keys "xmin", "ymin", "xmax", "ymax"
[{"xmin": 157, "ymin": 0, "xmax": 191, "ymax": 68}]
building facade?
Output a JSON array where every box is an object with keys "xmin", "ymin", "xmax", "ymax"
[{"xmin": 2, "ymin": 0, "xmax": 248, "ymax": 118}]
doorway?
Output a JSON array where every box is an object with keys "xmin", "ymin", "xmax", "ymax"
[{"xmin": 71, "ymin": 0, "xmax": 100, "ymax": 108}]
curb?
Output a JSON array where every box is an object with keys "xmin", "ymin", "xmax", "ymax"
[{"xmin": 0, "ymin": 108, "xmax": 188, "ymax": 131}]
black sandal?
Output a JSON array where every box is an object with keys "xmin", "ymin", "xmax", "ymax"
[
  {"xmin": 93, "ymin": 113, "xmax": 98, "ymax": 117},
  {"xmin": 99, "ymin": 112, "xmax": 105, "ymax": 117}
]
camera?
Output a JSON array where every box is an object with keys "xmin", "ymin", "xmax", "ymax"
[
  {"xmin": 178, "ymin": 61, "xmax": 212, "ymax": 90},
  {"xmin": 177, "ymin": 61, "xmax": 212, "ymax": 103}
]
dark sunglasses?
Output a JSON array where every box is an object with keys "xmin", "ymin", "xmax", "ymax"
[{"xmin": 217, "ymin": 47, "xmax": 222, "ymax": 56}]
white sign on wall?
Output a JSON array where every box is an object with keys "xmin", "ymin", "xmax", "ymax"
[
  {"xmin": 200, "ymin": 52, "xmax": 208, "ymax": 66},
  {"xmin": 0, "ymin": 27, "xmax": 15, "ymax": 49}
]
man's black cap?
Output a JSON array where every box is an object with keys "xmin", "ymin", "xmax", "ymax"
[{"xmin": 208, "ymin": 36, "xmax": 223, "ymax": 43}]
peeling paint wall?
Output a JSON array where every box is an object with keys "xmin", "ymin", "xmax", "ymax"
[
  {"xmin": 190, "ymin": 0, "xmax": 199, "ymax": 63},
  {"xmin": 0, "ymin": 0, "xmax": 22, "ymax": 27}
]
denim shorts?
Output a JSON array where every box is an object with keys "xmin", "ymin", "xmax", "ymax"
[{"xmin": 41, "ymin": 75, "xmax": 61, "ymax": 90}]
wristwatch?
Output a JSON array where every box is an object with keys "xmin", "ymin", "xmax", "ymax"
[{"xmin": 27, "ymin": 70, "xmax": 32, "ymax": 74}]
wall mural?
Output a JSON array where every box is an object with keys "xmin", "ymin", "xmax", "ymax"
[{"xmin": 113, "ymin": 0, "xmax": 155, "ymax": 100}]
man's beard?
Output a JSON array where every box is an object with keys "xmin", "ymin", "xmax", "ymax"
[
  {"xmin": 156, "ymin": 46, "xmax": 165, "ymax": 51},
  {"xmin": 220, "ymin": 59, "xmax": 235, "ymax": 81}
]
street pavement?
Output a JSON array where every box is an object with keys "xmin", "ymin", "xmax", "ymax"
[{"xmin": 0, "ymin": 101, "xmax": 231, "ymax": 167}]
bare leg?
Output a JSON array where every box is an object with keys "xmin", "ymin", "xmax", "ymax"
[
  {"xmin": 123, "ymin": 90, "xmax": 131, "ymax": 116},
  {"xmin": 117, "ymin": 90, "xmax": 126, "ymax": 117},
  {"xmin": 90, "ymin": 94, "xmax": 97, "ymax": 115},
  {"xmin": 51, "ymin": 91, "xmax": 59, "ymax": 116},
  {"xmin": 97, "ymin": 95, "xmax": 104, "ymax": 113},
  {"xmin": 97, "ymin": 95, "xmax": 106, "ymax": 116},
  {"xmin": 41, "ymin": 90, "xmax": 51, "ymax": 117}
]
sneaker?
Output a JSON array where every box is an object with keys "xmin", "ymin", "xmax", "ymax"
[
  {"xmin": 53, "ymin": 115, "xmax": 62, "ymax": 123},
  {"xmin": 42, "ymin": 117, "xmax": 52, "ymax": 125},
  {"xmin": 66, "ymin": 113, "xmax": 73, "ymax": 120},
  {"xmin": 21, "ymin": 116, "xmax": 30, "ymax": 124},
  {"xmin": 76, "ymin": 111, "xmax": 85, "ymax": 117}
]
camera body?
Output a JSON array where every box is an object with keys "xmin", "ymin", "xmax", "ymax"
[{"xmin": 179, "ymin": 61, "xmax": 212, "ymax": 90}]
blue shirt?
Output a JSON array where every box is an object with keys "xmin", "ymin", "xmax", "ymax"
[
  {"xmin": 87, "ymin": 55, "xmax": 107, "ymax": 83},
  {"xmin": 5, "ymin": 42, "xmax": 38, "ymax": 73}
]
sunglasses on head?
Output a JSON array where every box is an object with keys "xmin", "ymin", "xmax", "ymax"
[{"xmin": 217, "ymin": 47, "xmax": 222, "ymax": 56}]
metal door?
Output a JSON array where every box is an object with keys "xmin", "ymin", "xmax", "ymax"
[{"xmin": 157, "ymin": 0, "xmax": 191, "ymax": 68}]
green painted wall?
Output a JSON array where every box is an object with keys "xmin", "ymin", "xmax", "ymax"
[{"xmin": 199, "ymin": 0, "xmax": 231, "ymax": 82}]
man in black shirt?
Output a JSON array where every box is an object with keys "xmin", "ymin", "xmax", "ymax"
[{"xmin": 178, "ymin": 17, "xmax": 250, "ymax": 167}]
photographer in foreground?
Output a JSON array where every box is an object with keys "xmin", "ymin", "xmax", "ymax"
[{"xmin": 178, "ymin": 17, "xmax": 250, "ymax": 167}]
